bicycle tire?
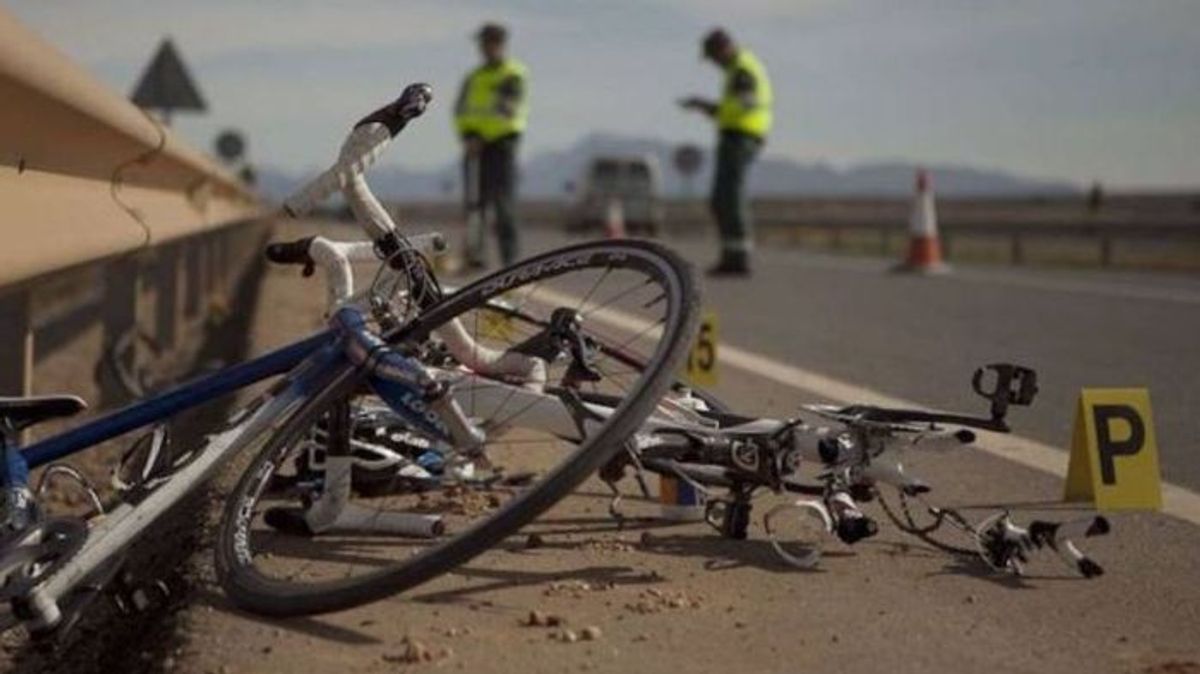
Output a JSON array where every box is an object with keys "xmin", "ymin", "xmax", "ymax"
[{"xmin": 215, "ymin": 239, "xmax": 698, "ymax": 616}]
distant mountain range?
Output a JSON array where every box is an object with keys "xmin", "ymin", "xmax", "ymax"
[{"xmin": 256, "ymin": 131, "xmax": 1079, "ymax": 201}]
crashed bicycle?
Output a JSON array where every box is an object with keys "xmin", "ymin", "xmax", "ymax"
[{"xmin": 0, "ymin": 83, "xmax": 700, "ymax": 635}]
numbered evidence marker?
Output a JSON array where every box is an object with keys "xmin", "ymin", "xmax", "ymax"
[
  {"xmin": 684, "ymin": 310, "xmax": 718, "ymax": 387},
  {"xmin": 476, "ymin": 305, "xmax": 516, "ymax": 342},
  {"xmin": 1063, "ymin": 388, "xmax": 1162, "ymax": 511}
]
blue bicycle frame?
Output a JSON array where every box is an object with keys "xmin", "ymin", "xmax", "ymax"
[
  {"xmin": 0, "ymin": 330, "xmax": 338, "ymax": 492},
  {"xmin": 4, "ymin": 303, "xmax": 447, "ymax": 494}
]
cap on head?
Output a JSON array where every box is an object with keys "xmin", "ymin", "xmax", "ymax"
[
  {"xmin": 477, "ymin": 22, "xmax": 508, "ymax": 44},
  {"xmin": 701, "ymin": 28, "xmax": 733, "ymax": 58}
]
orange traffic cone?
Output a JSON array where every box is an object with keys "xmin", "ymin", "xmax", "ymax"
[
  {"xmin": 604, "ymin": 197, "xmax": 626, "ymax": 239},
  {"xmin": 895, "ymin": 169, "xmax": 949, "ymax": 274}
]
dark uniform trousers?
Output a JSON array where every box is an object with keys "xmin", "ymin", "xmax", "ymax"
[
  {"xmin": 710, "ymin": 130, "xmax": 762, "ymax": 258},
  {"xmin": 464, "ymin": 135, "xmax": 519, "ymax": 267}
]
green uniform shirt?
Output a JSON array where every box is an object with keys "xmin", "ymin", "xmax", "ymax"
[
  {"xmin": 455, "ymin": 59, "xmax": 529, "ymax": 142},
  {"xmin": 716, "ymin": 49, "xmax": 772, "ymax": 138}
]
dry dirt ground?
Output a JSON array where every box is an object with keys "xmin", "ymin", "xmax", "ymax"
[{"xmin": 10, "ymin": 219, "xmax": 1199, "ymax": 674}]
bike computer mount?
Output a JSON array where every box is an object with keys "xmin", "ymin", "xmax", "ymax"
[{"xmin": 971, "ymin": 363, "xmax": 1038, "ymax": 424}]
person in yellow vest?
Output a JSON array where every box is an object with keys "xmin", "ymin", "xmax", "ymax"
[
  {"xmin": 454, "ymin": 23, "xmax": 529, "ymax": 269},
  {"xmin": 680, "ymin": 29, "xmax": 772, "ymax": 277}
]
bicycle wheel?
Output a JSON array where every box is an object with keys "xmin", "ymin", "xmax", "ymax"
[{"xmin": 216, "ymin": 239, "xmax": 698, "ymax": 616}]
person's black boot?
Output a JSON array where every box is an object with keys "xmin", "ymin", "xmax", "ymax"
[{"xmin": 706, "ymin": 250, "xmax": 751, "ymax": 277}]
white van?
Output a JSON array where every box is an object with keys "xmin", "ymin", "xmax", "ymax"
[{"xmin": 567, "ymin": 155, "xmax": 663, "ymax": 236}]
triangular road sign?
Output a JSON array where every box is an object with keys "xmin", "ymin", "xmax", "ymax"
[{"xmin": 130, "ymin": 38, "xmax": 207, "ymax": 116}]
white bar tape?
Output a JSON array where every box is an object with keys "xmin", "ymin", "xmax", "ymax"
[
  {"xmin": 308, "ymin": 238, "xmax": 356, "ymax": 309},
  {"xmin": 308, "ymin": 233, "xmax": 448, "ymax": 309},
  {"xmin": 283, "ymin": 123, "xmax": 393, "ymax": 218}
]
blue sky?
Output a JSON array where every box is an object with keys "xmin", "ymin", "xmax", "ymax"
[{"xmin": 8, "ymin": 0, "xmax": 1200, "ymax": 188}]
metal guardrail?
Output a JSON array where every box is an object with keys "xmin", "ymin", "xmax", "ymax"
[
  {"xmin": 0, "ymin": 8, "xmax": 268, "ymax": 419},
  {"xmin": 0, "ymin": 9, "xmax": 262, "ymax": 290}
]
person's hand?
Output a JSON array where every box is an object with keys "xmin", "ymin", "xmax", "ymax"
[{"xmin": 678, "ymin": 96, "xmax": 715, "ymax": 115}]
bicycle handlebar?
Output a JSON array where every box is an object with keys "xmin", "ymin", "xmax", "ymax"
[
  {"xmin": 281, "ymin": 83, "xmax": 433, "ymax": 234},
  {"xmin": 265, "ymin": 233, "xmax": 446, "ymax": 311}
]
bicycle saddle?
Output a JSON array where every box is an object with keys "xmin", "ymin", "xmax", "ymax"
[{"xmin": 0, "ymin": 395, "xmax": 87, "ymax": 433}]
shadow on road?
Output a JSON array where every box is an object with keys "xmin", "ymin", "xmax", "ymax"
[{"xmin": 192, "ymin": 588, "xmax": 382, "ymax": 646}]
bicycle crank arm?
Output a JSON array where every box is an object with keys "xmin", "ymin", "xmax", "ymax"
[
  {"xmin": 302, "ymin": 456, "xmax": 444, "ymax": 538},
  {"xmin": 1028, "ymin": 516, "xmax": 1110, "ymax": 578},
  {"xmin": 303, "ymin": 501, "xmax": 444, "ymax": 538}
]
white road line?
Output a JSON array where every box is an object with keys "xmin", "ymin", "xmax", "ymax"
[{"xmin": 536, "ymin": 284, "xmax": 1200, "ymax": 526}]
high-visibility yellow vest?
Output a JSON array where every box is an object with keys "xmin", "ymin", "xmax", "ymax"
[
  {"xmin": 455, "ymin": 59, "xmax": 529, "ymax": 142},
  {"xmin": 716, "ymin": 49, "xmax": 772, "ymax": 138}
]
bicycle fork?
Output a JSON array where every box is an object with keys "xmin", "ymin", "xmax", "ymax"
[{"xmin": 300, "ymin": 309, "xmax": 486, "ymax": 538}]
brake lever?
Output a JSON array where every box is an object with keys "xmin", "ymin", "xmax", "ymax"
[
  {"xmin": 394, "ymin": 82, "xmax": 433, "ymax": 120},
  {"xmin": 264, "ymin": 237, "xmax": 317, "ymax": 277}
]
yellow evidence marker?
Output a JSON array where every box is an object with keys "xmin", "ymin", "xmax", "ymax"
[
  {"xmin": 1063, "ymin": 388, "xmax": 1162, "ymax": 511},
  {"xmin": 684, "ymin": 310, "xmax": 718, "ymax": 387},
  {"xmin": 476, "ymin": 306, "xmax": 516, "ymax": 342}
]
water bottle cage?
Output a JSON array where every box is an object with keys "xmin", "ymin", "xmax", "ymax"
[{"xmin": 111, "ymin": 425, "xmax": 194, "ymax": 502}]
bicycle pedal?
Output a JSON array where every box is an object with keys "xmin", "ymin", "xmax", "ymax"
[
  {"xmin": 1077, "ymin": 557, "xmax": 1104, "ymax": 579},
  {"xmin": 110, "ymin": 569, "xmax": 172, "ymax": 615},
  {"xmin": 834, "ymin": 515, "xmax": 878, "ymax": 545}
]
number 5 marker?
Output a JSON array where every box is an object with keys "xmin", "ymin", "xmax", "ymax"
[{"xmin": 685, "ymin": 310, "xmax": 719, "ymax": 387}]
